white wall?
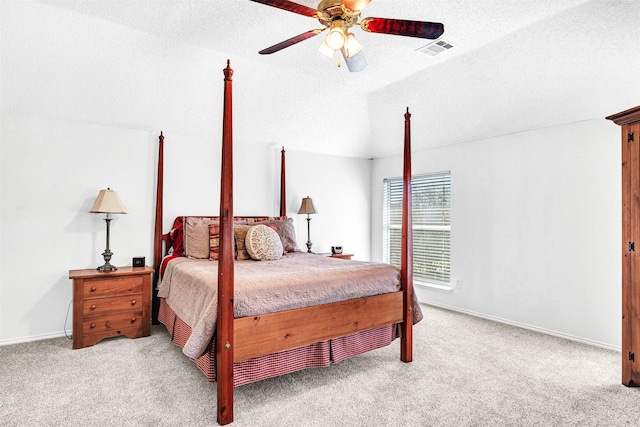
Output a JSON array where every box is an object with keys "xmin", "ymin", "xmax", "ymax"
[
  {"xmin": 0, "ymin": 114, "xmax": 156, "ymax": 343},
  {"xmin": 285, "ymin": 150, "xmax": 372, "ymax": 259},
  {"xmin": 0, "ymin": 1, "xmax": 373, "ymax": 344},
  {"xmin": 372, "ymin": 119, "xmax": 622, "ymax": 349},
  {"xmin": 0, "ymin": 114, "xmax": 371, "ymax": 344}
]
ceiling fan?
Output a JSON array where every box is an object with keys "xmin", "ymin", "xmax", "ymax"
[{"xmin": 249, "ymin": 0, "xmax": 444, "ymax": 72}]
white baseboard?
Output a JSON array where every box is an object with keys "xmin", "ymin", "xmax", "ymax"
[
  {"xmin": 422, "ymin": 300, "xmax": 621, "ymax": 353},
  {"xmin": 0, "ymin": 302, "xmax": 620, "ymax": 353},
  {"xmin": 0, "ymin": 331, "xmax": 72, "ymax": 347}
]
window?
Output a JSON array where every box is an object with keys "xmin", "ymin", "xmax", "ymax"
[{"xmin": 383, "ymin": 171, "xmax": 451, "ymax": 285}]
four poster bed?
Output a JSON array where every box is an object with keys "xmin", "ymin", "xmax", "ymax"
[{"xmin": 151, "ymin": 61, "xmax": 417, "ymax": 425}]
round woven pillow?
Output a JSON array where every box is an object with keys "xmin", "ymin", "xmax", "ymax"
[{"xmin": 245, "ymin": 224, "xmax": 283, "ymax": 261}]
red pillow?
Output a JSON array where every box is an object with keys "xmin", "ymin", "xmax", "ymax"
[
  {"xmin": 209, "ymin": 223, "xmax": 239, "ymax": 260},
  {"xmin": 264, "ymin": 223, "xmax": 286, "ymax": 255},
  {"xmin": 169, "ymin": 223, "xmax": 184, "ymax": 256}
]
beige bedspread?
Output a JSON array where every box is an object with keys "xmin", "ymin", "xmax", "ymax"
[{"xmin": 157, "ymin": 252, "xmax": 422, "ymax": 358}]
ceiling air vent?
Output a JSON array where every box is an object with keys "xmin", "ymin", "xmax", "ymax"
[{"xmin": 416, "ymin": 39, "xmax": 454, "ymax": 56}]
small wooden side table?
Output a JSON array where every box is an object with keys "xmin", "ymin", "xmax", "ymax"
[
  {"xmin": 69, "ymin": 266, "xmax": 153, "ymax": 349},
  {"xmin": 327, "ymin": 253, "xmax": 354, "ymax": 260}
]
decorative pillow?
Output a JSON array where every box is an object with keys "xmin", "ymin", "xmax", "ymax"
[
  {"xmin": 256, "ymin": 218, "xmax": 300, "ymax": 252},
  {"xmin": 209, "ymin": 221, "xmax": 247, "ymax": 260},
  {"xmin": 245, "ymin": 216, "xmax": 287, "ymax": 224},
  {"xmin": 169, "ymin": 223, "xmax": 184, "ymax": 256},
  {"xmin": 263, "ymin": 223, "xmax": 286, "ymax": 255},
  {"xmin": 245, "ymin": 225, "xmax": 283, "ymax": 261},
  {"xmin": 184, "ymin": 217, "xmax": 218, "ymax": 259},
  {"xmin": 234, "ymin": 224, "xmax": 252, "ymax": 260},
  {"xmin": 208, "ymin": 223, "xmax": 221, "ymax": 261}
]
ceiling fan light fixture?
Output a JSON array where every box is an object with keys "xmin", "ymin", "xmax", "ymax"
[
  {"xmin": 341, "ymin": 48, "xmax": 367, "ymax": 72},
  {"xmin": 343, "ymin": 33, "xmax": 362, "ymax": 58},
  {"xmin": 326, "ymin": 19, "xmax": 347, "ymax": 49},
  {"xmin": 318, "ymin": 38, "xmax": 335, "ymax": 59}
]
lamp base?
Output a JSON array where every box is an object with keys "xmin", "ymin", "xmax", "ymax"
[
  {"xmin": 97, "ymin": 262, "xmax": 118, "ymax": 271},
  {"xmin": 305, "ymin": 215, "xmax": 313, "ymax": 253},
  {"xmin": 97, "ymin": 248, "xmax": 117, "ymax": 271}
]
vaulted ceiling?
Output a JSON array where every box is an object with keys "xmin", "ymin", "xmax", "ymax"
[
  {"xmin": 44, "ymin": 0, "xmax": 608, "ymax": 93},
  {"xmin": 5, "ymin": 0, "xmax": 640, "ymax": 158}
]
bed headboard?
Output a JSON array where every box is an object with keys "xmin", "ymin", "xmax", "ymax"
[
  {"xmin": 160, "ymin": 215, "xmax": 287, "ymax": 258},
  {"xmin": 151, "ymin": 138, "xmax": 288, "ymax": 324}
]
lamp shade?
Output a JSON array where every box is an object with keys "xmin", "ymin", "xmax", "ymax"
[
  {"xmin": 89, "ymin": 188, "xmax": 127, "ymax": 214},
  {"xmin": 297, "ymin": 197, "xmax": 317, "ymax": 215}
]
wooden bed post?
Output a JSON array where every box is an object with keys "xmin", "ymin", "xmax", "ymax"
[
  {"xmin": 217, "ymin": 60, "xmax": 235, "ymax": 425},
  {"xmin": 280, "ymin": 147, "xmax": 286, "ymax": 217},
  {"xmin": 400, "ymin": 107, "xmax": 414, "ymax": 363},
  {"xmin": 152, "ymin": 131, "xmax": 164, "ymax": 325}
]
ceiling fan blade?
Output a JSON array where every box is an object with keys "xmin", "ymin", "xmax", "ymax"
[
  {"xmin": 340, "ymin": 48, "xmax": 367, "ymax": 72},
  {"xmin": 360, "ymin": 17, "xmax": 444, "ymax": 39},
  {"xmin": 249, "ymin": 0, "xmax": 318, "ymax": 17},
  {"xmin": 259, "ymin": 29, "xmax": 323, "ymax": 54},
  {"xmin": 342, "ymin": 0, "xmax": 371, "ymax": 12}
]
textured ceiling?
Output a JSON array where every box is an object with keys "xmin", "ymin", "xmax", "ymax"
[
  {"xmin": 6, "ymin": 0, "xmax": 640, "ymax": 158},
  {"xmin": 42, "ymin": 0, "xmax": 596, "ymax": 94}
]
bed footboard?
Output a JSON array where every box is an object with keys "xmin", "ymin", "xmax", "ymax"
[{"xmin": 234, "ymin": 291, "xmax": 403, "ymax": 361}]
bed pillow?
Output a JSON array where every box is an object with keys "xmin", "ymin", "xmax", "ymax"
[
  {"xmin": 184, "ymin": 217, "xmax": 218, "ymax": 259},
  {"xmin": 208, "ymin": 223, "xmax": 222, "ymax": 261},
  {"xmin": 245, "ymin": 216, "xmax": 287, "ymax": 224},
  {"xmin": 234, "ymin": 224, "xmax": 252, "ymax": 260},
  {"xmin": 245, "ymin": 225, "xmax": 283, "ymax": 261},
  {"xmin": 209, "ymin": 221, "xmax": 248, "ymax": 260},
  {"xmin": 255, "ymin": 218, "xmax": 300, "ymax": 252},
  {"xmin": 168, "ymin": 222, "xmax": 184, "ymax": 256}
]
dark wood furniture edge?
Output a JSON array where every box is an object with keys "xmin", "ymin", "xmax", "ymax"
[
  {"xmin": 234, "ymin": 291, "xmax": 403, "ymax": 361},
  {"xmin": 217, "ymin": 59, "xmax": 235, "ymax": 425},
  {"xmin": 280, "ymin": 147, "xmax": 286, "ymax": 217},
  {"xmin": 606, "ymin": 106, "xmax": 640, "ymax": 126},
  {"xmin": 69, "ymin": 266, "xmax": 154, "ymax": 349},
  {"xmin": 69, "ymin": 265, "xmax": 154, "ymax": 279},
  {"xmin": 400, "ymin": 107, "xmax": 414, "ymax": 362},
  {"xmin": 607, "ymin": 105, "xmax": 640, "ymax": 387},
  {"xmin": 152, "ymin": 132, "xmax": 164, "ymax": 324}
]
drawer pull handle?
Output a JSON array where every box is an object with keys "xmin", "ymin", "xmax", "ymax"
[
  {"xmin": 105, "ymin": 321, "xmax": 111, "ymax": 328},
  {"xmin": 90, "ymin": 323, "xmax": 96, "ymax": 329},
  {"xmin": 131, "ymin": 317, "xmax": 137, "ymax": 323},
  {"xmin": 131, "ymin": 299, "xmax": 137, "ymax": 306},
  {"xmin": 90, "ymin": 286, "xmax": 97, "ymax": 293},
  {"xmin": 90, "ymin": 304, "xmax": 96, "ymax": 311}
]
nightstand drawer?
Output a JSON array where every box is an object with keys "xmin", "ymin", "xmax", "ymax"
[
  {"xmin": 82, "ymin": 311, "xmax": 144, "ymax": 335},
  {"xmin": 83, "ymin": 276, "xmax": 143, "ymax": 298},
  {"xmin": 83, "ymin": 294, "xmax": 143, "ymax": 316},
  {"xmin": 70, "ymin": 266, "xmax": 153, "ymax": 349}
]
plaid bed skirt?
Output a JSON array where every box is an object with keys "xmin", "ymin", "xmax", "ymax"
[{"xmin": 158, "ymin": 298, "xmax": 396, "ymax": 386}]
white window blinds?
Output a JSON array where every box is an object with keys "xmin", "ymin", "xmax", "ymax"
[{"xmin": 383, "ymin": 171, "xmax": 451, "ymax": 285}]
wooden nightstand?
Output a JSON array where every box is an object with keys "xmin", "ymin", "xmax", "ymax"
[
  {"xmin": 69, "ymin": 266, "xmax": 153, "ymax": 349},
  {"xmin": 327, "ymin": 253, "xmax": 354, "ymax": 260}
]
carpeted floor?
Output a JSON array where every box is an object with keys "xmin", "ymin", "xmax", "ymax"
[{"xmin": 1, "ymin": 305, "xmax": 638, "ymax": 426}]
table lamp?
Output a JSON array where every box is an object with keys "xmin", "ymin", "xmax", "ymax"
[
  {"xmin": 90, "ymin": 188, "xmax": 127, "ymax": 271},
  {"xmin": 297, "ymin": 196, "xmax": 317, "ymax": 253}
]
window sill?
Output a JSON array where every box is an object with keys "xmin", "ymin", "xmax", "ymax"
[{"xmin": 414, "ymin": 281, "xmax": 453, "ymax": 293}]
